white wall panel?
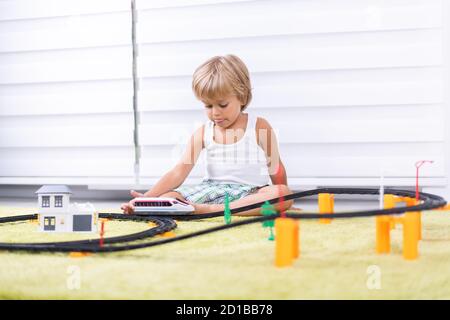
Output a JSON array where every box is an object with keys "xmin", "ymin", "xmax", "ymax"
[
  {"xmin": 138, "ymin": 30, "xmax": 442, "ymax": 77},
  {"xmin": 0, "ymin": 12, "xmax": 131, "ymax": 52},
  {"xmin": 137, "ymin": 0, "xmax": 441, "ymax": 43},
  {"xmin": 138, "ymin": 68, "xmax": 443, "ymax": 111},
  {"xmin": 1, "ymin": 0, "xmax": 448, "ymax": 195},
  {"xmin": 0, "ymin": 147, "xmax": 134, "ymax": 177},
  {"xmin": 136, "ymin": 0, "xmax": 448, "ymax": 194},
  {"xmin": 0, "ymin": 0, "xmax": 129, "ymax": 20},
  {"xmin": 0, "ymin": 0, "xmax": 135, "ymax": 186},
  {"xmin": 0, "ymin": 81, "xmax": 132, "ymax": 116}
]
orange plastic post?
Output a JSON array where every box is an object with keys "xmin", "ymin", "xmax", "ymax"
[
  {"xmin": 406, "ymin": 198, "xmax": 421, "ymax": 241},
  {"xmin": 417, "ymin": 211, "xmax": 422, "ymax": 241},
  {"xmin": 275, "ymin": 218, "xmax": 298, "ymax": 267},
  {"xmin": 318, "ymin": 193, "xmax": 334, "ymax": 224},
  {"xmin": 433, "ymin": 204, "xmax": 450, "ymax": 211},
  {"xmin": 384, "ymin": 194, "xmax": 397, "ymax": 229},
  {"xmin": 376, "ymin": 216, "xmax": 390, "ymax": 254},
  {"xmin": 156, "ymin": 231, "xmax": 176, "ymax": 238},
  {"xmin": 69, "ymin": 252, "xmax": 91, "ymax": 258},
  {"xmin": 414, "ymin": 201, "xmax": 422, "ymax": 241},
  {"xmin": 403, "ymin": 212, "xmax": 419, "ymax": 260},
  {"xmin": 384, "ymin": 194, "xmax": 396, "ymax": 208},
  {"xmin": 292, "ymin": 220, "xmax": 300, "ymax": 259}
]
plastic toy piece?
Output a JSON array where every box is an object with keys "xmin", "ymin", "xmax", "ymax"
[
  {"xmin": 384, "ymin": 194, "xmax": 397, "ymax": 230},
  {"xmin": 130, "ymin": 197, "xmax": 195, "ymax": 215},
  {"xmin": 293, "ymin": 220, "xmax": 300, "ymax": 259},
  {"xmin": 224, "ymin": 193, "xmax": 232, "ymax": 225},
  {"xmin": 408, "ymin": 198, "xmax": 421, "ymax": 241},
  {"xmin": 433, "ymin": 204, "xmax": 450, "ymax": 211},
  {"xmin": 375, "ymin": 200, "xmax": 421, "ymax": 260},
  {"xmin": 69, "ymin": 252, "xmax": 91, "ymax": 258},
  {"xmin": 99, "ymin": 219, "xmax": 106, "ymax": 247},
  {"xmin": 261, "ymin": 201, "xmax": 276, "ymax": 240},
  {"xmin": 403, "ymin": 212, "xmax": 419, "ymax": 260},
  {"xmin": 318, "ymin": 193, "xmax": 334, "ymax": 224},
  {"xmin": 36, "ymin": 185, "xmax": 97, "ymax": 233},
  {"xmin": 156, "ymin": 231, "xmax": 176, "ymax": 238},
  {"xmin": 274, "ymin": 218, "xmax": 299, "ymax": 267},
  {"xmin": 376, "ymin": 216, "xmax": 390, "ymax": 254},
  {"xmin": 383, "ymin": 195, "xmax": 420, "ymax": 238},
  {"xmin": 415, "ymin": 160, "xmax": 434, "ymax": 201}
]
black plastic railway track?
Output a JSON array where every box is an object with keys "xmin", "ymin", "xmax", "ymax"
[{"xmin": 0, "ymin": 188, "xmax": 447, "ymax": 253}]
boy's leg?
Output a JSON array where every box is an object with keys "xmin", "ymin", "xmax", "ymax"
[
  {"xmin": 195, "ymin": 185, "xmax": 294, "ymax": 216},
  {"xmin": 160, "ymin": 191, "xmax": 216, "ymax": 214},
  {"xmin": 159, "ymin": 191, "xmax": 188, "ymax": 202}
]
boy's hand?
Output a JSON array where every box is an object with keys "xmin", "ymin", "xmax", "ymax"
[
  {"xmin": 120, "ymin": 202, "xmax": 135, "ymax": 214},
  {"xmin": 121, "ymin": 190, "xmax": 145, "ymax": 214},
  {"xmin": 130, "ymin": 190, "xmax": 144, "ymax": 198}
]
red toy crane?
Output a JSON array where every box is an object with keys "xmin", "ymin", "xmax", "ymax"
[{"xmin": 415, "ymin": 160, "xmax": 434, "ymax": 201}]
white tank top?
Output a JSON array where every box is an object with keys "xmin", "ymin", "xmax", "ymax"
[{"xmin": 202, "ymin": 113, "xmax": 271, "ymax": 186}]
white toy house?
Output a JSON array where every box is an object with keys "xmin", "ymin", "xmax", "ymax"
[{"xmin": 36, "ymin": 185, "xmax": 98, "ymax": 233}]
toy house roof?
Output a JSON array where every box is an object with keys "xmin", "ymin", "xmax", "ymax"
[{"xmin": 35, "ymin": 185, "xmax": 72, "ymax": 195}]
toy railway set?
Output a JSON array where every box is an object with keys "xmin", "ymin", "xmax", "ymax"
[{"xmin": 0, "ymin": 188, "xmax": 447, "ymax": 265}]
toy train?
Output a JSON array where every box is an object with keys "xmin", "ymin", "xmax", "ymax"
[{"xmin": 130, "ymin": 197, "xmax": 195, "ymax": 215}]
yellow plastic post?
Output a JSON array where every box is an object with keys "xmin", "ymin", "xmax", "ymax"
[
  {"xmin": 275, "ymin": 218, "xmax": 297, "ymax": 267},
  {"xmin": 318, "ymin": 193, "xmax": 334, "ymax": 224},
  {"xmin": 376, "ymin": 216, "xmax": 390, "ymax": 254},
  {"xmin": 403, "ymin": 212, "xmax": 419, "ymax": 260}
]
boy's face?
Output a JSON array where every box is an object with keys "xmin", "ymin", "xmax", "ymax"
[{"xmin": 202, "ymin": 94, "xmax": 243, "ymax": 128}]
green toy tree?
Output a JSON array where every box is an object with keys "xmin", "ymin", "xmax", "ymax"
[
  {"xmin": 224, "ymin": 193, "xmax": 232, "ymax": 224},
  {"xmin": 261, "ymin": 200, "xmax": 277, "ymax": 241}
]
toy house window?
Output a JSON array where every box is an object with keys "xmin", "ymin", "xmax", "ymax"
[
  {"xmin": 73, "ymin": 215, "xmax": 92, "ymax": 232},
  {"xmin": 42, "ymin": 196, "xmax": 50, "ymax": 207},
  {"xmin": 44, "ymin": 216, "xmax": 56, "ymax": 231},
  {"xmin": 55, "ymin": 196, "xmax": 63, "ymax": 207}
]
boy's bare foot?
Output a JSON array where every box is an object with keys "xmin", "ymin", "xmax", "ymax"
[
  {"xmin": 130, "ymin": 190, "xmax": 144, "ymax": 198},
  {"xmin": 191, "ymin": 203, "xmax": 222, "ymax": 214}
]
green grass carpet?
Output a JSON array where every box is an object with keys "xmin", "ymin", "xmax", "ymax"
[{"xmin": 0, "ymin": 205, "xmax": 449, "ymax": 299}]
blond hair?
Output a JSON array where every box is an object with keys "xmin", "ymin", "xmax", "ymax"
[{"xmin": 192, "ymin": 54, "xmax": 252, "ymax": 111}]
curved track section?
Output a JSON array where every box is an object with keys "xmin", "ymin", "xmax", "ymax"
[
  {"xmin": 0, "ymin": 214, "xmax": 176, "ymax": 252},
  {"xmin": 0, "ymin": 188, "xmax": 446, "ymax": 253}
]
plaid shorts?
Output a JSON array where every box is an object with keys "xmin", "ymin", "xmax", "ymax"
[{"xmin": 173, "ymin": 179, "xmax": 269, "ymax": 204}]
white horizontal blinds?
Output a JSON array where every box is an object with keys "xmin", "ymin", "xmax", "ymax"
[
  {"xmin": 138, "ymin": 0, "xmax": 446, "ymax": 188},
  {"xmin": 136, "ymin": 2, "xmax": 203, "ymax": 185},
  {"xmin": 0, "ymin": 0, "xmax": 135, "ymax": 186}
]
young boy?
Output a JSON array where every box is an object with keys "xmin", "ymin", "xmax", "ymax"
[{"xmin": 121, "ymin": 54, "xmax": 293, "ymax": 215}]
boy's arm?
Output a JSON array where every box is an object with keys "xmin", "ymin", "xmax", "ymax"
[
  {"xmin": 256, "ymin": 117, "xmax": 288, "ymax": 186},
  {"xmin": 269, "ymin": 160, "xmax": 288, "ymax": 185},
  {"xmin": 143, "ymin": 125, "xmax": 205, "ymax": 197}
]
